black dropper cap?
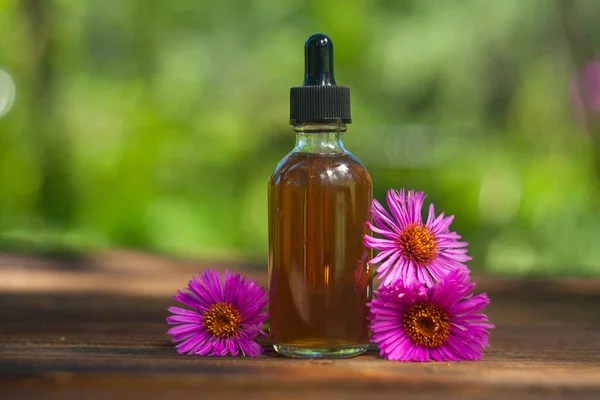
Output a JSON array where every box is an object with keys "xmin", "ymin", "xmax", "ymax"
[{"xmin": 289, "ymin": 33, "xmax": 351, "ymax": 125}]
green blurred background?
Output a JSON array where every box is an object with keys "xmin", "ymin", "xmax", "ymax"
[{"xmin": 1, "ymin": 0, "xmax": 600, "ymax": 276}]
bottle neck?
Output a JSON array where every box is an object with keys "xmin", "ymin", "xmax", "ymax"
[{"xmin": 292, "ymin": 123, "xmax": 347, "ymax": 154}]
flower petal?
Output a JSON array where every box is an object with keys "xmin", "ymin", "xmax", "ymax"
[
  {"xmin": 365, "ymin": 235, "xmax": 399, "ymax": 250},
  {"xmin": 367, "ymin": 222, "xmax": 399, "ymax": 240}
]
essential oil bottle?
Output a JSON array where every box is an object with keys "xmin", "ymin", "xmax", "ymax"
[{"xmin": 268, "ymin": 33, "xmax": 373, "ymax": 358}]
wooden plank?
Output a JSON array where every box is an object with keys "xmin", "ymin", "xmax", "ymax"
[{"xmin": 0, "ymin": 252, "xmax": 599, "ymax": 399}]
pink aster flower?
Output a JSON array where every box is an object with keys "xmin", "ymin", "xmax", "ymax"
[
  {"xmin": 365, "ymin": 189, "xmax": 471, "ymax": 287},
  {"xmin": 368, "ymin": 269, "xmax": 493, "ymax": 362},
  {"xmin": 166, "ymin": 269, "xmax": 268, "ymax": 357}
]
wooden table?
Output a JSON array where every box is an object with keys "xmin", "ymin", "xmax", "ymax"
[{"xmin": 1, "ymin": 251, "xmax": 599, "ymax": 399}]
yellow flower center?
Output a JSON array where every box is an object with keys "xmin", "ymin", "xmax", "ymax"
[
  {"xmin": 402, "ymin": 301, "xmax": 450, "ymax": 347},
  {"xmin": 202, "ymin": 302, "xmax": 241, "ymax": 338},
  {"xmin": 398, "ymin": 224, "xmax": 437, "ymax": 266}
]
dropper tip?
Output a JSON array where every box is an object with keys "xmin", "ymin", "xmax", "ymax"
[
  {"xmin": 305, "ymin": 33, "xmax": 332, "ymax": 48},
  {"xmin": 303, "ymin": 33, "xmax": 336, "ymax": 86}
]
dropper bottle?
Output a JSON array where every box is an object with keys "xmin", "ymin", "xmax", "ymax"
[{"xmin": 268, "ymin": 33, "xmax": 373, "ymax": 358}]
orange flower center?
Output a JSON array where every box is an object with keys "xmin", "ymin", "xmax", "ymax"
[
  {"xmin": 398, "ymin": 224, "xmax": 437, "ymax": 266},
  {"xmin": 402, "ymin": 301, "xmax": 450, "ymax": 347},
  {"xmin": 203, "ymin": 302, "xmax": 241, "ymax": 338}
]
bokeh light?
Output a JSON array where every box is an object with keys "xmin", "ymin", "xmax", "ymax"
[{"xmin": 0, "ymin": 69, "xmax": 15, "ymax": 119}]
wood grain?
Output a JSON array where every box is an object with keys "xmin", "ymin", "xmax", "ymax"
[{"xmin": 0, "ymin": 251, "xmax": 599, "ymax": 399}]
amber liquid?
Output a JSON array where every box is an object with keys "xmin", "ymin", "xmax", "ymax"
[{"xmin": 268, "ymin": 151, "xmax": 372, "ymax": 358}]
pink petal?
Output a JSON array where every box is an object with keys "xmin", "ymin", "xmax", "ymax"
[
  {"xmin": 369, "ymin": 249, "xmax": 397, "ymax": 264},
  {"xmin": 365, "ymin": 235, "xmax": 399, "ymax": 250},
  {"xmin": 367, "ymin": 221, "xmax": 399, "ymax": 240},
  {"xmin": 386, "ymin": 189, "xmax": 408, "ymax": 227}
]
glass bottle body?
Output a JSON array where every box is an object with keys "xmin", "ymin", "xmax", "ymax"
[{"xmin": 268, "ymin": 124, "xmax": 373, "ymax": 358}]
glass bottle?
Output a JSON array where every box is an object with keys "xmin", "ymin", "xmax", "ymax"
[{"xmin": 268, "ymin": 34, "xmax": 373, "ymax": 358}]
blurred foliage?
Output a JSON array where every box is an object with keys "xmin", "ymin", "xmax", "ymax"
[{"xmin": 1, "ymin": 0, "xmax": 600, "ymax": 275}]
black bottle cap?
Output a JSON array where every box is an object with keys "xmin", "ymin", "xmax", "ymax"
[{"xmin": 289, "ymin": 33, "xmax": 351, "ymax": 125}]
